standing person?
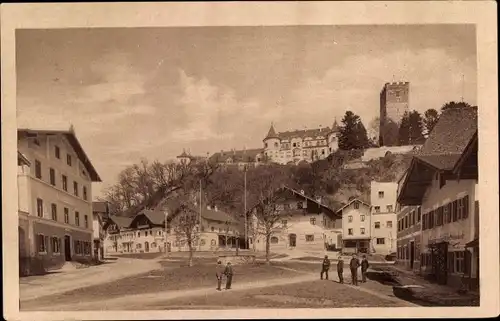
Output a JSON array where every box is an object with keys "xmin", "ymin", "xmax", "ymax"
[
  {"xmin": 349, "ymin": 254, "xmax": 360, "ymax": 286},
  {"xmin": 224, "ymin": 261, "xmax": 233, "ymax": 290},
  {"xmin": 320, "ymin": 255, "xmax": 331, "ymax": 280},
  {"xmin": 361, "ymin": 255, "xmax": 370, "ymax": 283},
  {"xmin": 337, "ymin": 255, "xmax": 344, "ymax": 284},
  {"xmin": 215, "ymin": 260, "xmax": 225, "ymax": 291}
]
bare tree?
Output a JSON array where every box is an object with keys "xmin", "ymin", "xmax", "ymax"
[
  {"xmin": 170, "ymin": 199, "xmax": 200, "ymax": 267},
  {"xmin": 246, "ymin": 165, "xmax": 291, "ymax": 264}
]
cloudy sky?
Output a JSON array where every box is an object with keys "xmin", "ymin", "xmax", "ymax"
[{"xmin": 16, "ymin": 25, "xmax": 477, "ymax": 197}]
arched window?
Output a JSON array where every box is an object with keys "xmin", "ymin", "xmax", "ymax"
[{"xmin": 271, "ymin": 236, "xmax": 279, "ymax": 244}]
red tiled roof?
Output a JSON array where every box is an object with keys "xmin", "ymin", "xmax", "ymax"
[
  {"xmin": 419, "ymin": 107, "xmax": 477, "ymax": 156},
  {"xmin": 209, "ymin": 148, "xmax": 263, "ymax": 163},
  {"xmin": 277, "ymin": 127, "xmax": 332, "ymax": 141}
]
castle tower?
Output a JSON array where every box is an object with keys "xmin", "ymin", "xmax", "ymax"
[
  {"xmin": 263, "ymin": 123, "xmax": 280, "ymax": 161},
  {"xmin": 177, "ymin": 149, "xmax": 191, "ymax": 165},
  {"xmin": 379, "ymin": 81, "xmax": 410, "ymax": 146},
  {"xmin": 327, "ymin": 118, "xmax": 340, "ymax": 154}
]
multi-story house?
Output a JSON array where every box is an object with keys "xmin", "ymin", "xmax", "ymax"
[
  {"xmin": 396, "ymin": 205, "xmax": 422, "ymax": 272},
  {"xmin": 209, "ymin": 148, "xmax": 265, "ymax": 170},
  {"xmin": 398, "ymin": 106, "xmax": 478, "ymax": 290},
  {"xmin": 18, "ymin": 151, "xmax": 32, "ymax": 275},
  {"xmin": 262, "ymin": 122, "xmax": 340, "ymax": 165},
  {"xmin": 128, "ymin": 209, "xmax": 167, "ymax": 253},
  {"xmin": 17, "ymin": 126, "xmax": 101, "ymax": 273},
  {"xmin": 336, "ymin": 198, "xmax": 371, "ymax": 254},
  {"xmin": 249, "ymin": 186, "xmax": 340, "ymax": 253},
  {"xmin": 104, "ymin": 215, "xmax": 134, "ymax": 254},
  {"xmin": 92, "ymin": 201, "xmax": 110, "ymax": 260},
  {"xmin": 370, "ymin": 181, "xmax": 398, "ymax": 255}
]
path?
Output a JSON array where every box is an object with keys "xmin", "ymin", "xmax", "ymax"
[
  {"xmin": 31, "ymin": 266, "xmax": 415, "ymax": 311},
  {"xmin": 20, "ymin": 257, "xmax": 161, "ymax": 301}
]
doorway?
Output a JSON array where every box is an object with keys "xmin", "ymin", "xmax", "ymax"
[
  {"xmin": 144, "ymin": 241, "xmax": 149, "ymax": 253},
  {"xmin": 289, "ymin": 234, "xmax": 297, "ymax": 247},
  {"xmin": 64, "ymin": 235, "xmax": 71, "ymax": 261},
  {"xmin": 410, "ymin": 241, "xmax": 415, "ymax": 269}
]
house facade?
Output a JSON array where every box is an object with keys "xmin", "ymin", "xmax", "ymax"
[
  {"xmin": 18, "ymin": 127, "xmax": 101, "ymax": 274},
  {"xmin": 92, "ymin": 201, "xmax": 109, "ymax": 260},
  {"xmin": 396, "ymin": 205, "xmax": 422, "ymax": 272},
  {"xmin": 370, "ymin": 181, "xmax": 398, "ymax": 255},
  {"xmin": 398, "ymin": 107, "xmax": 478, "ymax": 290},
  {"xmin": 104, "ymin": 215, "xmax": 134, "ymax": 254},
  {"xmin": 249, "ymin": 187, "xmax": 341, "ymax": 253},
  {"xmin": 336, "ymin": 198, "xmax": 372, "ymax": 254}
]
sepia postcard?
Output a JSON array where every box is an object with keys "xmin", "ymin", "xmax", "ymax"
[{"xmin": 1, "ymin": 1, "xmax": 498, "ymax": 320}]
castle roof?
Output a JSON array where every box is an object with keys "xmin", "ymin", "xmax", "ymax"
[
  {"xmin": 264, "ymin": 124, "xmax": 279, "ymax": 140},
  {"xmin": 331, "ymin": 118, "xmax": 340, "ymax": 132},
  {"xmin": 177, "ymin": 150, "xmax": 189, "ymax": 158},
  {"xmin": 276, "ymin": 127, "xmax": 332, "ymax": 141},
  {"xmin": 209, "ymin": 148, "xmax": 264, "ymax": 163}
]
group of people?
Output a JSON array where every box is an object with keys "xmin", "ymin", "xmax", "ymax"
[
  {"xmin": 215, "ymin": 261, "xmax": 234, "ymax": 291},
  {"xmin": 321, "ymin": 253, "xmax": 370, "ymax": 286}
]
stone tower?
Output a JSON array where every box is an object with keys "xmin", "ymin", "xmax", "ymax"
[
  {"xmin": 263, "ymin": 123, "xmax": 280, "ymax": 161},
  {"xmin": 379, "ymin": 81, "xmax": 410, "ymax": 146}
]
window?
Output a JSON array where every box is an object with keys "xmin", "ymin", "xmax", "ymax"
[
  {"xmin": 398, "ymin": 220, "xmax": 401, "ymax": 232},
  {"xmin": 437, "ymin": 207, "xmax": 444, "ymax": 226},
  {"xmin": 305, "ymin": 235, "xmax": 314, "ymax": 242},
  {"xmin": 34, "ymin": 138, "xmax": 40, "ymax": 146},
  {"xmin": 443, "ymin": 204, "xmax": 449, "ymax": 223},
  {"xmin": 348, "ymin": 215, "xmax": 353, "ymax": 223},
  {"xmin": 378, "ymin": 191, "xmax": 384, "ymax": 198},
  {"xmin": 386, "ymin": 205, "xmax": 393, "ymax": 212},
  {"xmin": 49, "ymin": 168, "xmax": 56, "ymax": 186},
  {"xmin": 37, "ymin": 234, "xmax": 48, "ymax": 253},
  {"xmin": 360, "ymin": 215, "xmax": 365, "ymax": 222},
  {"xmin": 51, "ymin": 237, "xmax": 61, "ymax": 253},
  {"xmin": 73, "ymin": 181, "xmax": 79, "ymax": 196},
  {"xmin": 271, "ymin": 236, "xmax": 279, "ymax": 244},
  {"xmin": 211, "ymin": 226, "xmax": 215, "ymax": 232},
  {"xmin": 374, "ymin": 206, "xmax": 380, "ymax": 213},
  {"xmin": 145, "ymin": 231, "xmax": 148, "ymax": 237},
  {"xmin": 36, "ymin": 198, "xmax": 44, "ymax": 217},
  {"xmin": 64, "ymin": 207, "xmax": 69, "ymax": 223},
  {"xmin": 386, "ymin": 221, "xmax": 393, "ymax": 228},
  {"xmin": 282, "ymin": 220, "xmax": 288, "ymax": 228},
  {"xmin": 354, "ymin": 202, "xmax": 360, "ymax": 209},
  {"xmin": 84, "ymin": 215, "xmax": 89, "ymax": 228},
  {"xmin": 374, "ymin": 221, "xmax": 380, "ymax": 229},
  {"xmin": 376, "ymin": 238, "xmax": 385, "ymax": 245},
  {"xmin": 83, "ymin": 186, "xmax": 88, "ymax": 201},
  {"xmin": 35, "ymin": 160, "xmax": 42, "ymax": 179},
  {"xmin": 417, "ymin": 207, "xmax": 422, "ymax": 222},
  {"xmin": 62, "ymin": 175, "xmax": 68, "ymax": 191},
  {"xmin": 51, "ymin": 203, "xmax": 57, "ymax": 221},
  {"xmin": 75, "ymin": 212, "xmax": 80, "ymax": 226},
  {"xmin": 463, "ymin": 196, "xmax": 469, "ymax": 219},
  {"xmin": 55, "ymin": 146, "xmax": 60, "ymax": 159},
  {"xmin": 348, "ymin": 228, "xmax": 353, "ymax": 235},
  {"xmin": 360, "ymin": 228, "xmax": 365, "ymax": 235},
  {"xmin": 264, "ymin": 143, "xmax": 268, "ymax": 148},
  {"xmin": 429, "ymin": 210, "xmax": 435, "ymax": 228},
  {"xmin": 67, "ymin": 154, "xmax": 72, "ymax": 166}
]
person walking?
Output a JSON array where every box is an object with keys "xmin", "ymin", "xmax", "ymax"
[
  {"xmin": 349, "ymin": 254, "xmax": 360, "ymax": 286},
  {"xmin": 361, "ymin": 255, "xmax": 370, "ymax": 283},
  {"xmin": 320, "ymin": 255, "xmax": 331, "ymax": 280},
  {"xmin": 224, "ymin": 261, "xmax": 233, "ymax": 290},
  {"xmin": 215, "ymin": 260, "xmax": 225, "ymax": 291},
  {"xmin": 337, "ymin": 255, "xmax": 344, "ymax": 284}
]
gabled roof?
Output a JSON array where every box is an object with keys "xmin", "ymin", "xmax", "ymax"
[
  {"xmin": 177, "ymin": 149, "xmax": 189, "ymax": 158},
  {"xmin": 202, "ymin": 207, "xmax": 238, "ymax": 224},
  {"xmin": 414, "ymin": 154, "xmax": 461, "ymax": 171},
  {"xmin": 137, "ymin": 209, "xmax": 166, "ymax": 225},
  {"xmin": 335, "ymin": 198, "xmax": 371, "ymax": 213},
  {"xmin": 209, "ymin": 148, "xmax": 264, "ymax": 163},
  {"xmin": 107, "ymin": 215, "xmax": 133, "ymax": 229},
  {"xmin": 17, "ymin": 151, "xmax": 30, "ymax": 166},
  {"xmin": 453, "ymin": 130, "xmax": 478, "ymax": 174},
  {"xmin": 17, "ymin": 127, "xmax": 102, "ymax": 182}
]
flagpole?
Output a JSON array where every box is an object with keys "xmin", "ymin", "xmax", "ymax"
[{"xmin": 164, "ymin": 210, "xmax": 168, "ymax": 256}]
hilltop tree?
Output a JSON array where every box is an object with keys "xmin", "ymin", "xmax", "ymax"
[
  {"xmin": 379, "ymin": 118, "xmax": 399, "ymax": 146},
  {"xmin": 407, "ymin": 110, "xmax": 425, "ymax": 144},
  {"xmin": 423, "ymin": 108, "xmax": 440, "ymax": 136},
  {"xmin": 441, "ymin": 101, "xmax": 472, "ymax": 111},
  {"xmin": 338, "ymin": 111, "xmax": 370, "ymax": 150},
  {"xmin": 398, "ymin": 111, "xmax": 411, "ymax": 145}
]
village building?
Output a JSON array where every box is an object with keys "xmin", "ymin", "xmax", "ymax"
[
  {"xmin": 336, "ymin": 198, "xmax": 371, "ymax": 254},
  {"xmin": 262, "ymin": 122, "xmax": 340, "ymax": 165},
  {"xmin": 396, "ymin": 204, "xmax": 422, "ymax": 272},
  {"xmin": 17, "ymin": 127, "xmax": 101, "ymax": 274},
  {"xmin": 397, "ymin": 106, "xmax": 478, "ymax": 290},
  {"xmin": 92, "ymin": 201, "xmax": 110, "ymax": 260},
  {"xmin": 209, "ymin": 148, "xmax": 265, "ymax": 170},
  {"xmin": 249, "ymin": 187, "xmax": 341, "ymax": 253},
  {"xmin": 103, "ymin": 215, "xmax": 134, "ymax": 254},
  {"xmin": 127, "ymin": 210, "xmax": 167, "ymax": 253},
  {"xmin": 370, "ymin": 181, "xmax": 398, "ymax": 255}
]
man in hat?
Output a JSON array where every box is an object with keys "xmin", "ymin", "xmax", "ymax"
[
  {"xmin": 361, "ymin": 254, "xmax": 370, "ymax": 283},
  {"xmin": 337, "ymin": 255, "xmax": 344, "ymax": 284},
  {"xmin": 224, "ymin": 261, "xmax": 233, "ymax": 290},
  {"xmin": 215, "ymin": 260, "xmax": 225, "ymax": 291},
  {"xmin": 320, "ymin": 255, "xmax": 331, "ymax": 280},
  {"xmin": 349, "ymin": 253, "xmax": 360, "ymax": 286}
]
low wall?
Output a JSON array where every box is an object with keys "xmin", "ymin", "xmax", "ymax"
[{"xmin": 217, "ymin": 254, "xmax": 256, "ymax": 265}]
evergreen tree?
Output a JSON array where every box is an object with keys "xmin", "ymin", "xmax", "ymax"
[
  {"xmin": 441, "ymin": 101, "xmax": 472, "ymax": 111},
  {"xmin": 423, "ymin": 108, "xmax": 440, "ymax": 136},
  {"xmin": 379, "ymin": 118, "xmax": 399, "ymax": 147},
  {"xmin": 408, "ymin": 110, "xmax": 425, "ymax": 144},
  {"xmin": 338, "ymin": 111, "xmax": 369, "ymax": 150},
  {"xmin": 398, "ymin": 112, "xmax": 411, "ymax": 145}
]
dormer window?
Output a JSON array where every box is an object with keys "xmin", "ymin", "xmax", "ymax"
[{"xmin": 354, "ymin": 202, "xmax": 359, "ymax": 209}]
